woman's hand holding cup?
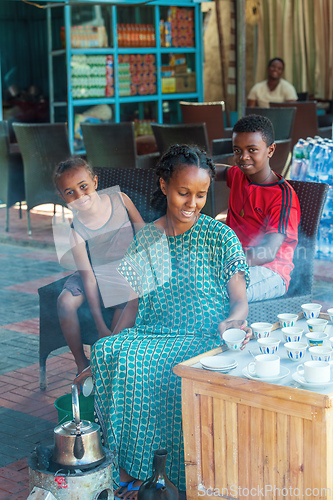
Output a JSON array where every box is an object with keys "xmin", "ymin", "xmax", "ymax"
[{"xmin": 218, "ymin": 319, "xmax": 253, "ymax": 350}]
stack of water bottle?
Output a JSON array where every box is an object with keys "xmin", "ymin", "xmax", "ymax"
[{"xmin": 290, "ymin": 136, "xmax": 333, "ymax": 260}]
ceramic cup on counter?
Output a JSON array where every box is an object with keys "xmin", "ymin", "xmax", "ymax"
[
  {"xmin": 309, "ymin": 346, "xmax": 333, "ymax": 362},
  {"xmin": 305, "ymin": 332, "xmax": 328, "ymax": 347},
  {"xmin": 301, "ymin": 303, "xmax": 322, "ymax": 320},
  {"xmin": 306, "ymin": 318, "xmax": 328, "ymax": 333},
  {"xmin": 222, "ymin": 328, "xmax": 245, "ymax": 351},
  {"xmin": 327, "ymin": 308, "xmax": 333, "ymax": 322},
  {"xmin": 277, "ymin": 313, "xmax": 298, "ymax": 328},
  {"xmin": 257, "ymin": 337, "xmax": 280, "ymax": 355},
  {"xmin": 282, "ymin": 326, "xmax": 304, "ymax": 343},
  {"xmin": 250, "ymin": 322, "xmax": 273, "ymax": 339},
  {"xmin": 297, "ymin": 360, "xmax": 330, "ymax": 384},
  {"xmin": 247, "ymin": 354, "xmax": 280, "ymax": 378},
  {"xmin": 284, "ymin": 342, "xmax": 307, "ymax": 361}
]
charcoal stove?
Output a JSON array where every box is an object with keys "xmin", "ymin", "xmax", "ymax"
[{"xmin": 27, "ymin": 447, "xmax": 114, "ymax": 500}]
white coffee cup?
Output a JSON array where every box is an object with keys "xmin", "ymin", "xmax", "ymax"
[
  {"xmin": 297, "ymin": 360, "xmax": 330, "ymax": 384},
  {"xmin": 82, "ymin": 376, "xmax": 94, "ymax": 397},
  {"xmin": 247, "ymin": 354, "xmax": 280, "ymax": 378}
]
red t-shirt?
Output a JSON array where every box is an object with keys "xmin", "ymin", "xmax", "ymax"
[{"xmin": 226, "ymin": 166, "xmax": 301, "ymax": 289}]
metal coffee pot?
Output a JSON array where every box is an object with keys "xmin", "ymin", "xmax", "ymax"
[{"xmin": 52, "ymin": 384, "xmax": 105, "ymax": 468}]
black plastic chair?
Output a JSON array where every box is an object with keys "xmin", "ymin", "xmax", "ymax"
[
  {"xmin": 151, "ymin": 122, "xmax": 210, "ymax": 154},
  {"xmin": 81, "ymin": 122, "xmax": 159, "ymax": 170},
  {"xmin": 0, "ymin": 121, "xmax": 25, "ymax": 231},
  {"xmin": 38, "ymin": 166, "xmax": 163, "ymax": 390},
  {"xmin": 245, "ymin": 106, "xmax": 296, "ymax": 141},
  {"xmin": 248, "ymin": 180, "xmax": 329, "ymax": 324},
  {"xmin": 12, "ymin": 123, "xmax": 69, "ymax": 235},
  {"xmin": 271, "ymin": 101, "xmax": 332, "ymax": 148},
  {"xmin": 270, "ymin": 138, "xmax": 292, "ymax": 176}
]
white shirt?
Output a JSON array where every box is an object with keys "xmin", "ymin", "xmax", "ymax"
[{"xmin": 247, "ymin": 78, "xmax": 298, "ymax": 108}]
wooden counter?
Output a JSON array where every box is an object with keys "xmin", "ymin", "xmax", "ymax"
[{"xmin": 173, "ymin": 313, "xmax": 333, "ymax": 499}]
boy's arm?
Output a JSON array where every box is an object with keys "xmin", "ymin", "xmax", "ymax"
[
  {"xmin": 245, "ymin": 232, "xmax": 285, "ymax": 266},
  {"xmin": 70, "ymin": 231, "xmax": 111, "ymax": 338},
  {"xmin": 214, "ymin": 163, "xmax": 230, "ymax": 182}
]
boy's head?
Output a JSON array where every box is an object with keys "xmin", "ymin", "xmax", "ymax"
[
  {"xmin": 233, "ymin": 115, "xmax": 275, "ymax": 146},
  {"xmin": 232, "ymin": 115, "xmax": 276, "ymax": 181}
]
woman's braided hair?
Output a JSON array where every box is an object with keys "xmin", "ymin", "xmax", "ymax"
[{"xmin": 151, "ymin": 144, "xmax": 216, "ymax": 214}]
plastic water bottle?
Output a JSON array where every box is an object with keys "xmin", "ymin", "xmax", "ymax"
[
  {"xmin": 322, "ymin": 186, "xmax": 333, "ymax": 219},
  {"xmin": 307, "ymin": 143, "xmax": 323, "ymax": 182},
  {"xmin": 290, "ymin": 139, "xmax": 305, "ymax": 180}
]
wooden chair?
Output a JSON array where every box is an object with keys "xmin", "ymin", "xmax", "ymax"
[
  {"xmin": 180, "ymin": 101, "xmax": 232, "ymax": 151},
  {"xmin": 271, "ymin": 101, "xmax": 332, "ymax": 149},
  {"xmin": 12, "ymin": 123, "xmax": 69, "ymax": 235},
  {"xmin": 38, "ymin": 167, "xmax": 163, "ymax": 390},
  {"xmin": 0, "ymin": 121, "xmax": 25, "ymax": 231},
  {"xmin": 245, "ymin": 106, "xmax": 296, "ymax": 141},
  {"xmin": 151, "ymin": 122, "xmax": 210, "ymax": 154},
  {"xmin": 81, "ymin": 122, "xmax": 159, "ymax": 170},
  {"xmin": 248, "ymin": 180, "xmax": 329, "ymax": 324}
]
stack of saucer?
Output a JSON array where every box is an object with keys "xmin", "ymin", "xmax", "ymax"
[{"xmin": 200, "ymin": 356, "xmax": 237, "ymax": 373}]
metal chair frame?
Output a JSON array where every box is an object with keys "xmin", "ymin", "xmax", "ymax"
[{"xmin": 0, "ymin": 121, "xmax": 25, "ymax": 231}]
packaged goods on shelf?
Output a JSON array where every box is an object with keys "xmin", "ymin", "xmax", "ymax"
[
  {"xmin": 61, "ymin": 25, "xmax": 108, "ymax": 49},
  {"xmin": 71, "ymin": 54, "xmax": 114, "ymax": 99},
  {"xmin": 134, "ymin": 119, "xmax": 154, "ymax": 136},
  {"xmin": 160, "ymin": 7, "xmax": 194, "ymax": 47},
  {"xmin": 117, "ymin": 24, "xmax": 155, "ymax": 47},
  {"xmin": 118, "ymin": 54, "xmax": 156, "ymax": 96}
]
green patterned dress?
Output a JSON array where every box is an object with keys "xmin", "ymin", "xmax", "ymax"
[{"xmin": 91, "ymin": 214, "xmax": 249, "ymax": 490}]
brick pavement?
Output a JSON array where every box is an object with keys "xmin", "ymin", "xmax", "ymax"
[
  {"xmin": 0, "ymin": 224, "xmax": 78, "ymax": 499},
  {"xmin": 0, "ymin": 205, "xmax": 333, "ymax": 499}
]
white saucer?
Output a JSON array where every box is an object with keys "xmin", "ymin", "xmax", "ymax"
[
  {"xmin": 292, "ymin": 370, "xmax": 333, "ymax": 388},
  {"xmin": 200, "ymin": 356, "xmax": 237, "ymax": 370},
  {"xmin": 202, "ymin": 364, "xmax": 237, "ymax": 373},
  {"xmin": 242, "ymin": 366, "xmax": 290, "ymax": 382}
]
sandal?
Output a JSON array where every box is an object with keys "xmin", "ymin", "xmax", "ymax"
[{"xmin": 114, "ymin": 480, "xmax": 140, "ymax": 499}]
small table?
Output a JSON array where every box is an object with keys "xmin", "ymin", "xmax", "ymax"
[{"xmin": 173, "ymin": 313, "xmax": 333, "ymax": 500}]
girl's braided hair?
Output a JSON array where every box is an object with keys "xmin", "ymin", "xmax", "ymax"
[
  {"xmin": 53, "ymin": 157, "xmax": 95, "ymax": 191},
  {"xmin": 151, "ymin": 144, "xmax": 216, "ymax": 214}
]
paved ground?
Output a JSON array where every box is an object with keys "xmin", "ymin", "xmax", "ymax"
[{"xmin": 0, "ymin": 205, "xmax": 332, "ymax": 499}]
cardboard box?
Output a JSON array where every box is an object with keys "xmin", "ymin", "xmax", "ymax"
[
  {"xmin": 162, "ymin": 77, "xmax": 176, "ymax": 93},
  {"xmin": 175, "ymin": 73, "xmax": 196, "ymax": 93}
]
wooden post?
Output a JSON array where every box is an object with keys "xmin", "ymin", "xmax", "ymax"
[
  {"xmin": 215, "ymin": 0, "xmax": 231, "ymax": 127},
  {"xmin": 236, "ymin": 0, "xmax": 246, "ymax": 119}
]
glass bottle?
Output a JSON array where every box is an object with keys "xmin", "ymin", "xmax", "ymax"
[{"xmin": 138, "ymin": 449, "xmax": 179, "ymax": 500}]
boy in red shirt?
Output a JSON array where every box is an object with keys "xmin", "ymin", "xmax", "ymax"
[{"xmin": 216, "ymin": 114, "xmax": 300, "ymax": 302}]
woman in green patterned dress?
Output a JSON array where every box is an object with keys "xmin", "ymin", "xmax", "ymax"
[{"xmin": 87, "ymin": 145, "xmax": 251, "ymax": 499}]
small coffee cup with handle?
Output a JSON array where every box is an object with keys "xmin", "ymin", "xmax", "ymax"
[
  {"xmin": 297, "ymin": 360, "xmax": 330, "ymax": 384},
  {"xmin": 247, "ymin": 354, "xmax": 280, "ymax": 378}
]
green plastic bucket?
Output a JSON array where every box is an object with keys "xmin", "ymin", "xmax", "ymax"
[{"xmin": 54, "ymin": 393, "xmax": 95, "ymax": 424}]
